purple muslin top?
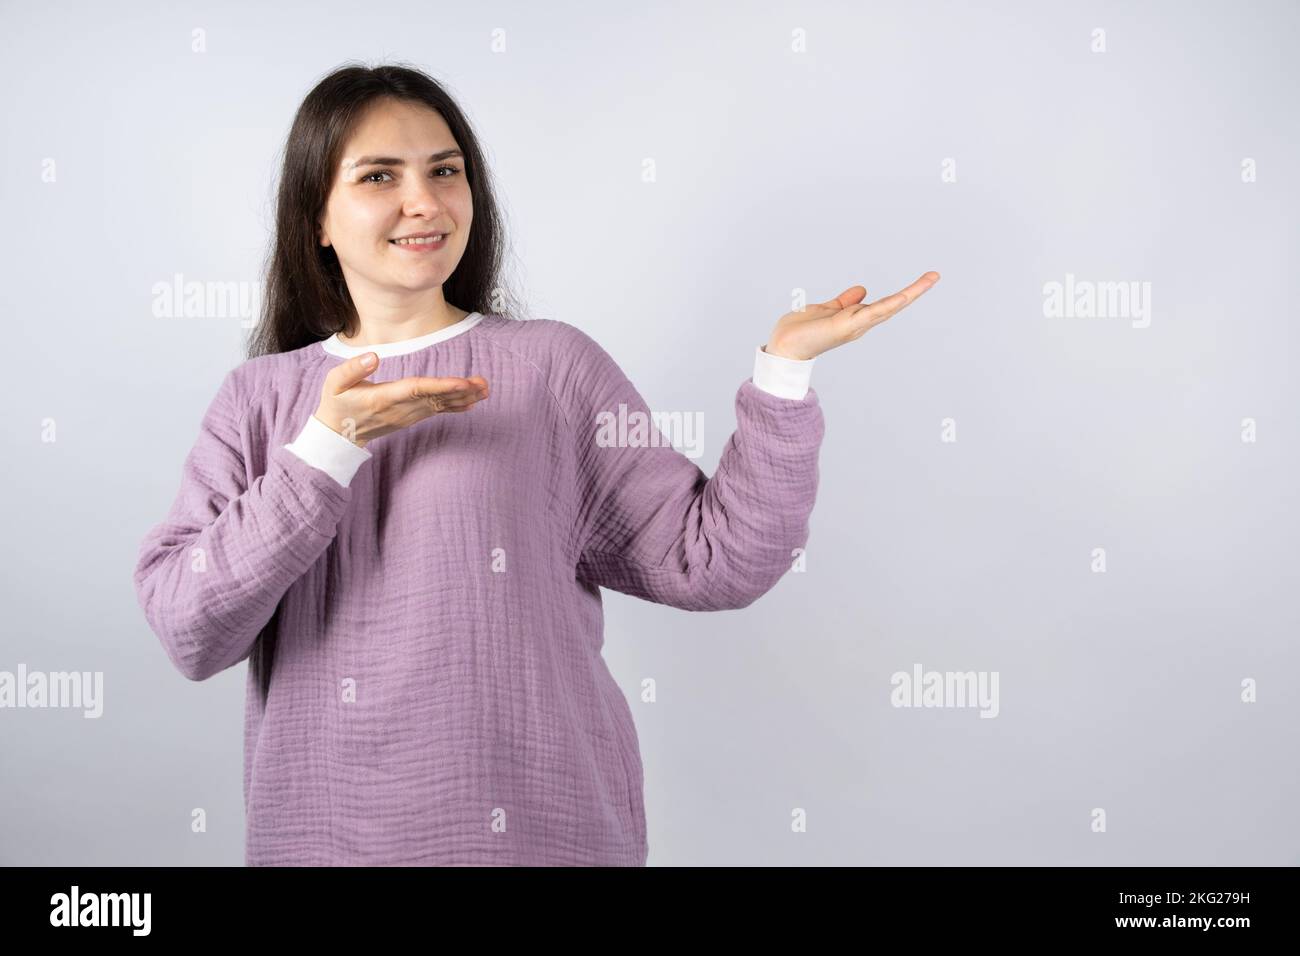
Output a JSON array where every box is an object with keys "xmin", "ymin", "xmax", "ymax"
[{"xmin": 133, "ymin": 312, "xmax": 824, "ymax": 865}]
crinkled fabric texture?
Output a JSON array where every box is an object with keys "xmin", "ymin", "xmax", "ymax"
[{"xmin": 133, "ymin": 314, "xmax": 825, "ymax": 866}]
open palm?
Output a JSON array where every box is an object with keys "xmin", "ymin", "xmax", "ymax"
[{"xmin": 766, "ymin": 271, "xmax": 941, "ymax": 361}]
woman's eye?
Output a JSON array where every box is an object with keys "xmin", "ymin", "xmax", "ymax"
[{"xmin": 361, "ymin": 166, "xmax": 461, "ymax": 184}]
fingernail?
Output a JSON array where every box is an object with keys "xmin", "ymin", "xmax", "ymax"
[{"xmin": 360, "ymin": 353, "xmax": 375, "ymax": 367}]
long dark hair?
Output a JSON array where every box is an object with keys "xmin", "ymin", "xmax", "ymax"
[
  {"xmin": 248, "ymin": 60, "xmax": 526, "ymax": 359},
  {"xmin": 246, "ymin": 61, "xmax": 526, "ymax": 705}
]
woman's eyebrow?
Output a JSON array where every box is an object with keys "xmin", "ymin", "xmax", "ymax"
[{"xmin": 347, "ymin": 149, "xmax": 463, "ymax": 171}]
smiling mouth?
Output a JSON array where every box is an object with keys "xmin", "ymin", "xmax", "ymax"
[{"xmin": 389, "ymin": 234, "xmax": 448, "ymax": 246}]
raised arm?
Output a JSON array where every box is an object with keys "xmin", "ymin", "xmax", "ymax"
[
  {"xmin": 569, "ymin": 330, "xmax": 825, "ymax": 612},
  {"xmin": 569, "ymin": 273, "xmax": 940, "ymax": 611}
]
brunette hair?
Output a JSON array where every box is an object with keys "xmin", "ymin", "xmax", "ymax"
[{"xmin": 248, "ymin": 60, "xmax": 525, "ymax": 359}]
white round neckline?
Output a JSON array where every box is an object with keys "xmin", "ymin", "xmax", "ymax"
[{"xmin": 320, "ymin": 311, "xmax": 484, "ymax": 358}]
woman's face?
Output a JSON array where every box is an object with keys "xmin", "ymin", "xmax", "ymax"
[{"xmin": 318, "ymin": 97, "xmax": 472, "ymax": 300}]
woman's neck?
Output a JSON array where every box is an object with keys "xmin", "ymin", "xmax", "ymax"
[{"xmin": 338, "ymin": 304, "xmax": 470, "ymax": 347}]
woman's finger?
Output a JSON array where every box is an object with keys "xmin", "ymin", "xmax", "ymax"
[
  {"xmin": 819, "ymin": 286, "xmax": 868, "ymax": 313},
  {"xmin": 438, "ymin": 399, "xmax": 481, "ymax": 413},
  {"xmin": 849, "ymin": 272, "xmax": 940, "ymax": 330},
  {"xmin": 374, "ymin": 376, "xmax": 485, "ymax": 406}
]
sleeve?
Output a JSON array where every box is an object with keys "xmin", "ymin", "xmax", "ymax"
[
  {"xmin": 133, "ymin": 370, "xmax": 361, "ymax": 681},
  {"xmin": 569, "ymin": 330, "xmax": 825, "ymax": 612},
  {"xmin": 752, "ymin": 344, "xmax": 815, "ymax": 399},
  {"xmin": 284, "ymin": 413, "xmax": 373, "ymax": 488}
]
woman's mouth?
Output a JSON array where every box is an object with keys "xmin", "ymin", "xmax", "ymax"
[{"xmin": 389, "ymin": 233, "xmax": 448, "ymax": 251}]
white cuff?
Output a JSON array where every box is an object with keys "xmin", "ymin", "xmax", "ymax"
[
  {"xmin": 284, "ymin": 414, "xmax": 373, "ymax": 488},
  {"xmin": 752, "ymin": 345, "xmax": 815, "ymax": 400}
]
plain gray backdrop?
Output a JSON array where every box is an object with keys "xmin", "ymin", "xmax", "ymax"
[{"xmin": 2, "ymin": 0, "xmax": 1297, "ymax": 865}]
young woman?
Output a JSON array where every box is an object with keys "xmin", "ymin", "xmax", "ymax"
[{"xmin": 133, "ymin": 63, "xmax": 939, "ymax": 867}]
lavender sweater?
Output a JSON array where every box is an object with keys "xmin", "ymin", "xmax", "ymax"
[{"xmin": 133, "ymin": 311, "xmax": 825, "ymax": 866}]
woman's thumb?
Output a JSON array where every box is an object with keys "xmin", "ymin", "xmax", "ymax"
[
  {"xmin": 825, "ymin": 286, "xmax": 867, "ymax": 311},
  {"xmin": 331, "ymin": 351, "xmax": 378, "ymax": 390}
]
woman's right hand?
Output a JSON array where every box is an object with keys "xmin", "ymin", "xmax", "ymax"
[{"xmin": 313, "ymin": 352, "xmax": 490, "ymax": 448}]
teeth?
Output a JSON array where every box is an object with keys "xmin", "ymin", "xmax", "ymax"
[{"xmin": 393, "ymin": 235, "xmax": 445, "ymax": 245}]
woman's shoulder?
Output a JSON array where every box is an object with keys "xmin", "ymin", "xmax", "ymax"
[
  {"xmin": 475, "ymin": 314, "xmax": 630, "ymax": 423},
  {"xmin": 476, "ymin": 313, "xmax": 617, "ymax": 375},
  {"xmin": 205, "ymin": 343, "xmax": 324, "ymax": 427},
  {"xmin": 235, "ymin": 343, "xmax": 317, "ymax": 384}
]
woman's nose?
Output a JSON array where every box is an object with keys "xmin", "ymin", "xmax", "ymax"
[{"xmin": 400, "ymin": 175, "xmax": 444, "ymax": 217}]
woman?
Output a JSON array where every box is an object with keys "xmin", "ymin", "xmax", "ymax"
[{"xmin": 133, "ymin": 62, "xmax": 939, "ymax": 866}]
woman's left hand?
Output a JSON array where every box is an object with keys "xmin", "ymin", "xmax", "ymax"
[{"xmin": 764, "ymin": 271, "xmax": 941, "ymax": 361}]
